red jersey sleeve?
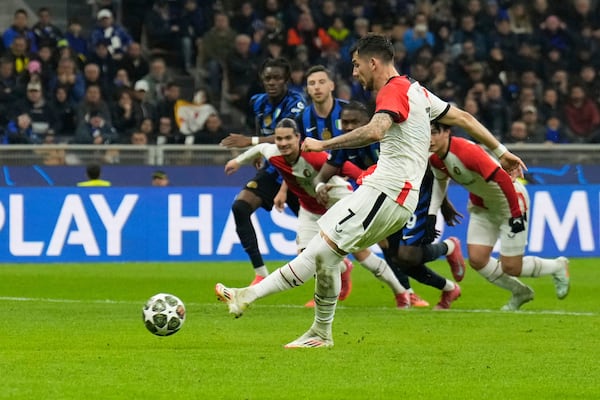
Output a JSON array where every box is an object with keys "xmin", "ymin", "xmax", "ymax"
[
  {"xmin": 375, "ymin": 76, "xmax": 411, "ymax": 123},
  {"xmin": 450, "ymin": 137, "xmax": 498, "ymax": 181}
]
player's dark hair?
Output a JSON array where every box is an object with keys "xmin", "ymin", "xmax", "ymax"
[
  {"xmin": 306, "ymin": 65, "xmax": 333, "ymax": 81},
  {"xmin": 276, "ymin": 118, "xmax": 299, "ymax": 133},
  {"xmin": 342, "ymin": 100, "xmax": 369, "ymax": 116},
  {"xmin": 260, "ymin": 57, "xmax": 291, "ymax": 80},
  {"xmin": 432, "ymin": 121, "xmax": 451, "ymax": 132},
  {"xmin": 349, "ymin": 33, "xmax": 394, "ymax": 63}
]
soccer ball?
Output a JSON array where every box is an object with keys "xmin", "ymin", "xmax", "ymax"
[{"xmin": 142, "ymin": 293, "xmax": 186, "ymax": 336}]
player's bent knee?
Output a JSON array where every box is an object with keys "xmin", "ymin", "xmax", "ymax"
[{"xmin": 231, "ymin": 199, "xmax": 254, "ymax": 219}]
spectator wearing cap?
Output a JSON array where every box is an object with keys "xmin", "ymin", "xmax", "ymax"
[
  {"xmin": 520, "ymin": 105, "xmax": 547, "ymax": 142},
  {"xmin": 152, "ymin": 170, "xmax": 169, "ymax": 186},
  {"xmin": 2, "ymin": 9, "xmax": 37, "ymax": 53},
  {"xmin": 14, "ymin": 81, "xmax": 58, "ymax": 137},
  {"xmin": 90, "ymin": 9, "xmax": 132, "ymax": 60},
  {"xmin": 32, "ymin": 7, "xmax": 63, "ymax": 50},
  {"xmin": 117, "ymin": 42, "xmax": 149, "ymax": 84},
  {"xmin": 132, "ymin": 80, "xmax": 157, "ymax": 122}
]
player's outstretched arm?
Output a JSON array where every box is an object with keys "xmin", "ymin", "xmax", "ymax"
[
  {"xmin": 221, "ymin": 133, "xmax": 275, "ymax": 148},
  {"xmin": 438, "ymin": 106, "xmax": 526, "ymax": 177},
  {"xmin": 224, "ymin": 160, "xmax": 240, "ymax": 175},
  {"xmin": 303, "ymin": 113, "xmax": 392, "ymax": 152}
]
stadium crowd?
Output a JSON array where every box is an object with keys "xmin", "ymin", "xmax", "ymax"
[{"xmin": 1, "ymin": 0, "xmax": 600, "ymax": 151}]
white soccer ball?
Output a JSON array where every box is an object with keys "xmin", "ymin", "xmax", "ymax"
[{"xmin": 142, "ymin": 293, "xmax": 186, "ymax": 336}]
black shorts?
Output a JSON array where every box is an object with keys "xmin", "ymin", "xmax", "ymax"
[{"xmin": 242, "ymin": 168, "xmax": 299, "ymax": 214}]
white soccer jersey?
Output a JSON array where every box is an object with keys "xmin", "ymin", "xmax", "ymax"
[
  {"xmin": 429, "ymin": 136, "xmax": 524, "ymax": 219},
  {"xmin": 360, "ymin": 76, "xmax": 449, "ymax": 212}
]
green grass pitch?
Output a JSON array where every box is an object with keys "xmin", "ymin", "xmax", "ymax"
[{"xmin": 1, "ymin": 259, "xmax": 599, "ymax": 400}]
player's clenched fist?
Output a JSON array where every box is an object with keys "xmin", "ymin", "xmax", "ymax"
[{"xmin": 301, "ymin": 137, "xmax": 325, "ymax": 152}]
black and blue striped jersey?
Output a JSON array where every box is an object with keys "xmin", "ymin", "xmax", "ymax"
[
  {"xmin": 249, "ymin": 90, "xmax": 307, "ymax": 136},
  {"xmin": 297, "ymin": 98, "xmax": 347, "ymax": 140}
]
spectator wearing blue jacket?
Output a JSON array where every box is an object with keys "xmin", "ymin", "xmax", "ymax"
[
  {"xmin": 89, "ymin": 9, "xmax": 132, "ymax": 61},
  {"xmin": 403, "ymin": 13, "xmax": 435, "ymax": 58},
  {"xmin": 2, "ymin": 9, "xmax": 38, "ymax": 53}
]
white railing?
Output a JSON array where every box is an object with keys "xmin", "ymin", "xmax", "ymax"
[{"xmin": 0, "ymin": 144, "xmax": 599, "ymax": 166}]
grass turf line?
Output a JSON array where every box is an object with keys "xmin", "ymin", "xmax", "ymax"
[{"xmin": 1, "ymin": 260, "xmax": 599, "ymax": 400}]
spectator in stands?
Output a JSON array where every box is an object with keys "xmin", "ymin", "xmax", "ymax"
[
  {"xmin": 76, "ymin": 83, "xmax": 111, "ymax": 125},
  {"xmin": 144, "ymin": 0, "xmax": 180, "ymax": 55},
  {"xmin": 194, "ymin": 113, "xmax": 227, "ymax": 144},
  {"xmin": 141, "ymin": 57, "xmax": 172, "ymax": 104},
  {"xmin": 562, "ymin": 83, "xmax": 600, "ymax": 143},
  {"xmin": 83, "ymin": 62, "xmax": 111, "ymax": 100},
  {"xmin": 156, "ymin": 81, "xmax": 181, "ymax": 127},
  {"xmin": 73, "ymin": 109, "xmax": 118, "ymax": 145},
  {"xmin": 541, "ymin": 46, "xmax": 569, "ymax": 82},
  {"xmin": 327, "ymin": 15, "xmax": 350, "ymax": 47},
  {"xmin": 50, "ymin": 84, "xmax": 77, "ymax": 138},
  {"xmin": 32, "ymin": 7, "xmax": 63, "ymax": 50},
  {"xmin": 6, "ymin": 35, "xmax": 32, "ymax": 76},
  {"xmin": 2, "ymin": 9, "xmax": 37, "ymax": 53},
  {"xmin": 451, "ymin": 13, "xmax": 487, "ymax": 60},
  {"xmin": 113, "ymin": 68, "xmax": 132, "ymax": 90},
  {"xmin": 3, "ymin": 112, "xmax": 40, "ymax": 144},
  {"xmin": 15, "ymin": 81, "xmax": 57, "ymax": 137},
  {"xmin": 138, "ymin": 117, "xmax": 155, "ymax": 143},
  {"xmin": 538, "ymin": 15, "xmax": 573, "ymax": 58},
  {"xmin": 118, "ymin": 42, "xmax": 149, "ymax": 84},
  {"xmin": 511, "ymin": 86, "xmax": 537, "ymax": 121},
  {"xmin": 507, "ymin": 1, "xmax": 534, "ymax": 42},
  {"xmin": 132, "ymin": 80, "xmax": 157, "ymax": 122},
  {"xmin": 505, "ymin": 120, "xmax": 533, "ymax": 143},
  {"xmin": 225, "ymin": 34, "xmax": 260, "ymax": 113},
  {"xmin": 35, "ymin": 44, "xmax": 56, "ymax": 83},
  {"xmin": 262, "ymin": 15, "xmax": 286, "ymax": 51},
  {"xmin": 201, "ymin": 12, "xmax": 237, "ymax": 104},
  {"xmin": 520, "ymin": 105, "xmax": 547, "ymax": 142},
  {"xmin": 315, "ymin": 0, "xmax": 337, "ymax": 31},
  {"xmin": 550, "ymin": 68, "xmax": 570, "ymax": 98},
  {"xmin": 286, "ymin": 12, "xmax": 333, "ymax": 64},
  {"xmin": 488, "ymin": 15, "xmax": 520, "ymax": 67},
  {"xmin": 403, "ymin": 13, "xmax": 435, "ymax": 58},
  {"xmin": 481, "ymin": 82, "xmax": 511, "ymax": 141},
  {"xmin": 530, "ymin": 0, "xmax": 553, "ymax": 28},
  {"xmin": 538, "ymin": 87, "xmax": 563, "ymax": 123},
  {"xmin": 88, "ymin": 42, "xmax": 118, "ymax": 90},
  {"xmin": 231, "ymin": 1, "xmax": 261, "ymax": 36},
  {"xmin": 478, "ymin": 0, "xmax": 503, "ymax": 32},
  {"xmin": 577, "ymin": 64, "xmax": 600, "ymax": 104},
  {"xmin": 0, "ymin": 57, "xmax": 21, "ymax": 125},
  {"xmin": 111, "ymin": 89, "xmax": 142, "ymax": 139},
  {"xmin": 179, "ymin": 0, "xmax": 208, "ymax": 74},
  {"xmin": 130, "ymin": 130, "xmax": 149, "ymax": 145},
  {"xmin": 543, "ymin": 115, "xmax": 567, "ymax": 144},
  {"xmin": 156, "ymin": 116, "xmax": 184, "ymax": 144},
  {"xmin": 90, "ymin": 9, "xmax": 132, "ymax": 60},
  {"xmin": 64, "ymin": 19, "xmax": 88, "ymax": 62},
  {"xmin": 77, "ymin": 163, "xmax": 111, "ymax": 186},
  {"xmin": 48, "ymin": 56, "xmax": 85, "ymax": 103}
]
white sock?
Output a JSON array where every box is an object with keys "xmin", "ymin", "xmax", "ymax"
[
  {"xmin": 359, "ymin": 252, "xmax": 407, "ymax": 294},
  {"xmin": 443, "ymin": 280, "xmax": 456, "ymax": 291},
  {"xmin": 444, "ymin": 238, "xmax": 456, "ymax": 255},
  {"xmin": 254, "ymin": 266, "xmax": 269, "ymax": 278},
  {"xmin": 477, "ymin": 257, "xmax": 528, "ymax": 293},
  {"xmin": 520, "ymin": 256, "xmax": 563, "ymax": 277}
]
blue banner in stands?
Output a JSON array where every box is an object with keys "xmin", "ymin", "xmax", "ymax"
[{"xmin": 0, "ymin": 185, "xmax": 598, "ymax": 262}]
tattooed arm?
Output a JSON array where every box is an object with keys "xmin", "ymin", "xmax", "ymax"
[{"xmin": 302, "ymin": 113, "xmax": 393, "ymax": 152}]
